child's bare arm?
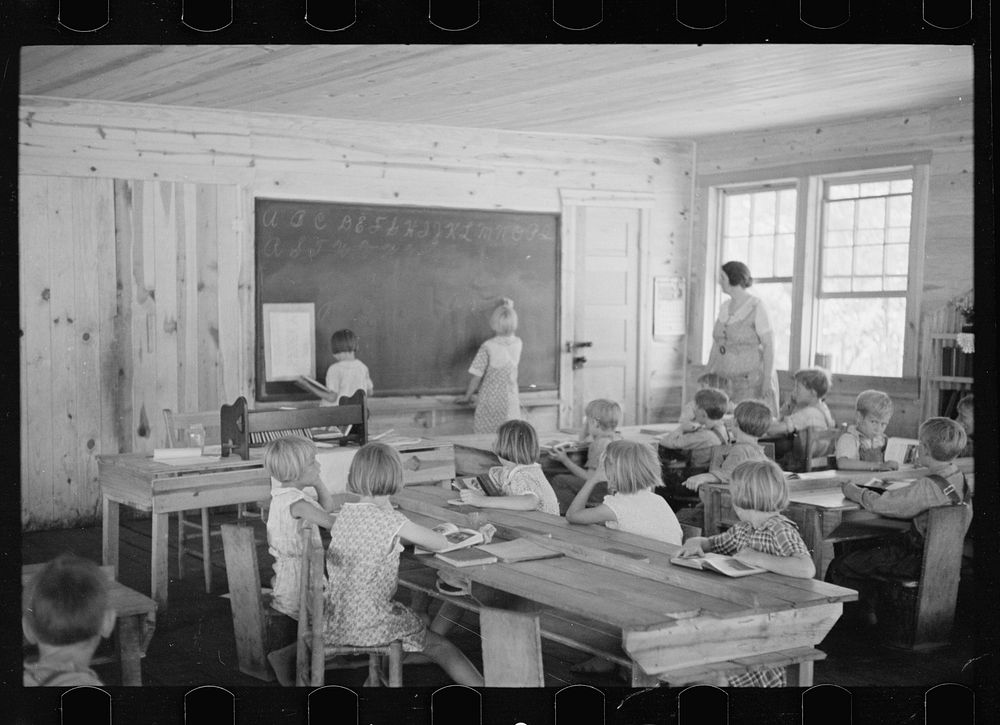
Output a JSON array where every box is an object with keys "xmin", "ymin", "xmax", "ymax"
[
  {"xmin": 290, "ymin": 499, "xmax": 335, "ymax": 529},
  {"xmin": 677, "ymin": 536, "xmax": 710, "ymax": 557},
  {"xmin": 397, "ymin": 520, "xmax": 452, "ymax": 551},
  {"xmin": 734, "ymin": 548, "xmax": 815, "ymax": 579}
]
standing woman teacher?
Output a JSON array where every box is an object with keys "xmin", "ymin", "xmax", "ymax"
[{"xmin": 706, "ymin": 261, "xmax": 780, "ymax": 416}]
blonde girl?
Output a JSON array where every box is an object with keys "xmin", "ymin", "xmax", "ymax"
[
  {"xmin": 565, "ymin": 440, "xmax": 683, "ymax": 544},
  {"xmin": 458, "ymin": 420, "xmax": 559, "ymax": 515},
  {"xmin": 457, "ymin": 298, "xmax": 523, "ymax": 434},
  {"xmin": 677, "ymin": 459, "xmax": 813, "ymax": 686},
  {"xmin": 564, "ymin": 439, "xmax": 682, "ymax": 675},
  {"xmin": 325, "ymin": 442, "xmax": 483, "ymax": 686}
]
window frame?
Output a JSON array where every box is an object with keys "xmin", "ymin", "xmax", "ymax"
[{"xmin": 698, "ymin": 154, "xmax": 930, "ymax": 380}]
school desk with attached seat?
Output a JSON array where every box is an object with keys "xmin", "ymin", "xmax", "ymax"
[
  {"xmin": 391, "ymin": 484, "xmax": 856, "ymax": 686},
  {"xmin": 699, "ymin": 459, "xmax": 974, "ymax": 580}
]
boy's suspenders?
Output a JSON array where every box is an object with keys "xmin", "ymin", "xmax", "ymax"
[{"xmin": 926, "ymin": 473, "xmax": 968, "ymax": 505}]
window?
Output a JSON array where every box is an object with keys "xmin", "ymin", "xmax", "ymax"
[{"xmin": 709, "ymin": 162, "xmax": 925, "ymax": 378}]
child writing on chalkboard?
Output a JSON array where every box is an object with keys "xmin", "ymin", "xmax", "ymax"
[
  {"xmin": 457, "ymin": 298, "xmax": 522, "ymax": 434},
  {"xmin": 458, "ymin": 420, "xmax": 560, "ymax": 515},
  {"xmin": 321, "ymin": 329, "xmax": 373, "ymax": 405}
]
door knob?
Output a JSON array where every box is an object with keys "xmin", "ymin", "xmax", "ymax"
[
  {"xmin": 566, "ymin": 341, "xmax": 593, "ymax": 353},
  {"xmin": 572, "ymin": 356, "xmax": 587, "ymax": 370}
]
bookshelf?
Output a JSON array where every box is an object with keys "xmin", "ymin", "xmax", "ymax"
[{"xmin": 920, "ymin": 291, "xmax": 973, "ymax": 420}]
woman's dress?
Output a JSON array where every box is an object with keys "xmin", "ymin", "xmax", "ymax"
[{"xmin": 710, "ymin": 296, "xmax": 780, "ymax": 415}]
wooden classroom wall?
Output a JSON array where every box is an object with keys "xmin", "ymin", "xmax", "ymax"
[
  {"xmin": 19, "ymin": 97, "xmax": 693, "ymax": 529},
  {"xmin": 687, "ymin": 103, "xmax": 974, "ymax": 437}
]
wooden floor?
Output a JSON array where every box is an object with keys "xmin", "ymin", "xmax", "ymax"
[{"xmin": 21, "ymin": 511, "xmax": 977, "ymax": 689}]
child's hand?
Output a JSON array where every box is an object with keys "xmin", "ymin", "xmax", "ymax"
[
  {"xmin": 683, "ymin": 474, "xmax": 712, "ymax": 491},
  {"xmin": 458, "ymin": 489, "xmax": 486, "ymax": 506},
  {"xmin": 478, "ymin": 523, "xmax": 497, "ymax": 543},
  {"xmin": 680, "ymin": 421, "xmax": 701, "ymax": 433},
  {"xmin": 881, "ymin": 460, "xmax": 900, "ymax": 471},
  {"xmin": 551, "ymin": 444, "xmax": 572, "ymax": 463},
  {"xmin": 841, "ymin": 481, "xmax": 863, "ymax": 502},
  {"xmin": 677, "ymin": 540, "xmax": 705, "ymax": 558}
]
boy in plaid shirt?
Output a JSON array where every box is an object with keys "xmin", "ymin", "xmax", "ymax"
[{"xmin": 677, "ymin": 459, "xmax": 815, "ymax": 686}]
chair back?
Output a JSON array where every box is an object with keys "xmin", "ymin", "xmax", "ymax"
[
  {"xmin": 296, "ymin": 521, "xmax": 327, "ymax": 686},
  {"xmin": 220, "ymin": 523, "xmax": 275, "ymax": 681},
  {"xmin": 913, "ymin": 504, "xmax": 972, "ymax": 645},
  {"xmin": 798, "ymin": 427, "xmax": 842, "ymax": 472},
  {"xmin": 162, "ymin": 409, "xmax": 222, "ymax": 448}
]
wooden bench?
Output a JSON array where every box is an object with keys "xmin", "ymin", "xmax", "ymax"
[
  {"xmin": 654, "ymin": 646, "xmax": 826, "ymax": 686},
  {"xmin": 872, "ymin": 503, "xmax": 972, "ymax": 650}
]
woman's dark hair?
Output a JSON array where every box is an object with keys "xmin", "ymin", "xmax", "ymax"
[{"xmin": 721, "ymin": 261, "xmax": 753, "ymax": 288}]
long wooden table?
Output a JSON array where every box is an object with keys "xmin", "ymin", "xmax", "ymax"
[
  {"xmin": 700, "ymin": 459, "xmax": 975, "ymax": 580},
  {"xmin": 22, "ymin": 563, "xmax": 157, "ymax": 685},
  {"xmin": 98, "ymin": 440, "xmax": 456, "ymax": 610},
  {"xmin": 392, "ymin": 484, "xmax": 856, "ymax": 684}
]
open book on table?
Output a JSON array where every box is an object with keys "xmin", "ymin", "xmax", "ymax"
[
  {"xmin": 669, "ymin": 552, "xmax": 767, "ymax": 577},
  {"xmin": 451, "ymin": 475, "xmax": 502, "ymax": 498},
  {"xmin": 854, "ymin": 477, "xmax": 915, "ymax": 494},
  {"xmin": 414, "ymin": 522, "xmax": 486, "ymax": 555},
  {"xmin": 885, "ymin": 437, "xmax": 920, "ymax": 467}
]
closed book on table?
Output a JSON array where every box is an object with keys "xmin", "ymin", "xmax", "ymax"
[
  {"xmin": 475, "ymin": 538, "xmax": 563, "ymax": 563},
  {"xmin": 434, "ymin": 548, "xmax": 499, "ymax": 568}
]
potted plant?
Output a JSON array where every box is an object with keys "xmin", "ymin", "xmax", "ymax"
[{"xmin": 955, "ymin": 301, "xmax": 974, "ymax": 332}]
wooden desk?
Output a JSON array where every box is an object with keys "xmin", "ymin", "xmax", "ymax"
[
  {"xmin": 22, "ymin": 564, "xmax": 157, "ymax": 686},
  {"xmin": 699, "ymin": 460, "xmax": 975, "ymax": 580},
  {"xmin": 392, "ymin": 484, "xmax": 855, "ymax": 684},
  {"xmin": 99, "ymin": 439, "xmax": 454, "ymax": 610},
  {"xmin": 98, "ymin": 453, "xmax": 272, "ymax": 610}
]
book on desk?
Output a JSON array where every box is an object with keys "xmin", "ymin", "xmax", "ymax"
[{"xmin": 670, "ymin": 552, "xmax": 767, "ymax": 577}]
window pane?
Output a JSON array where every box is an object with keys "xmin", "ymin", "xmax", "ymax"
[
  {"xmin": 724, "ymin": 236, "xmax": 748, "ymax": 263},
  {"xmin": 854, "ymin": 245, "xmax": 883, "ymax": 275},
  {"xmin": 753, "ymin": 282, "xmax": 791, "ymax": 371},
  {"xmin": 884, "ymin": 276, "xmax": 908, "ymax": 291},
  {"xmin": 884, "ymin": 244, "xmax": 909, "ymax": 275},
  {"xmin": 859, "ymin": 181, "xmax": 891, "ymax": 197},
  {"xmin": 751, "ymin": 194, "xmax": 776, "ymax": 234},
  {"xmin": 816, "ymin": 297, "xmax": 906, "ymax": 376},
  {"xmin": 823, "ymin": 248, "xmax": 852, "ymax": 276},
  {"xmin": 852, "ymin": 277, "xmax": 883, "ymax": 292},
  {"xmin": 890, "ymin": 179, "xmax": 913, "ymax": 194},
  {"xmin": 887, "ymin": 227, "xmax": 910, "ymax": 244},
  {"xmin": 828, "ymin": 183, "xmax": 858, "ymax": 200},
  {"xmin": 825, "ymin": 230, "xmax": 853, "ymax": 248},
  {"xmin": 826, "ymin": 200, "xmax": 855, "ymax": 230},
  {"xmin": 752, "ymin": 234, "xmax": 775, "ymax": 277},
  {"xmin": 725, "ymin": 195, "xmax": 751, "ymax": 236},
  {"xmin": 824, "ymin": 277, "xmax": 852, "ymax": 292},
  {"xmin": 777, "ymin": 189, "xmax": 796, "ymax": 233},
  {"xmin": 857, "ymin": 198, "xmax": 886, "ymax": 228},
  {"xmin": 774, "ymin": 233, "xmax": 795, "ymax": 276},
  {"xmin": 857, "ymin": 229, "xmax": 884, "ymax": 246},
  {"xmin": 888, "ymin": 196, "xmax": 912, "ymax": 226}
]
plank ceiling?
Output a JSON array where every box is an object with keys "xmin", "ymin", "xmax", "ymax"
[{"xmin": 20, "ymin": 44, "xmax": 973, "ymax": 139}]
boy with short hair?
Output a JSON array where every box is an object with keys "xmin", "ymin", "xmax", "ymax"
[
  {"xmin": 678, "ymin": 372, "xmax": 733, "ymax": 432},
  {"xmin": 826, "ymin": 417, "xmax": 971, "ymax": 625},
  {"xmin": 550, "ymin": 399, "xmax": 622, "ymax": 514},
  {"xmin": 768, "ymin": 367, "xmax": 836, "ymax": 437},
  {"xmin": 659, "ymin": 387, "xmax": 731, "ymax": 469},
  {"xmin": 955, "ymin": 394, "xmax": 973, "ymax": 457},
  {"xmin": 23, "ymin": 554, "xmax": 116, "ymax": 687},
  {"xmin": 835, "ymin": 389, "xmax": 900, "ymax": 472},
  {"xmin": 683, "ymin": 400, "xmax": 771, "ymax": 490}
]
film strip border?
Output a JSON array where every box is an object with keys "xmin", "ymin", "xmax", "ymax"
[
  {"xmin": 43, "ymin": 1, "xmax": 976, "ymax": 34},
  {"xmin": 21, "ymin": 682, "xmax": 977, "ymax": 723}
]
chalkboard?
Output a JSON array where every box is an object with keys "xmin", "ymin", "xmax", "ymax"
[{"xmin": 255, "ymin": 199, "xmax": 560, "ymax": 400}]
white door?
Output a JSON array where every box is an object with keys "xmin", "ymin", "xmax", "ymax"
[{"xmin": 570, "ymin": 206, "xmax": 640, "ymax": 427}]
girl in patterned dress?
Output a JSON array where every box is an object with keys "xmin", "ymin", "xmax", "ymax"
[
  {"xmin": 677, "ymin": 459, "xmax": 815, "ymax": 687},
  {"xmin": 457, "ymin": 420, "xmax": 560, "ymax": 515},
  {"xmin": 325, "ymin": 442, "xmax": 484, "ymax": 686},
  {"xmin": 457, "ymin": 298, "xmax": 523, "ymax": 434},
  {"xmin": 262, "ymin": 436, "xmax": 337, "ymax": 685}
]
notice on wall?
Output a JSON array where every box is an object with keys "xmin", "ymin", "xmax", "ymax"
[
  {"xmin": 263, "ymin": 303, "xmax": 316, "ymax": 381},
  {"xmin": 653, "ymin": 276, "xmax": 686, "ymax": 338}
]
